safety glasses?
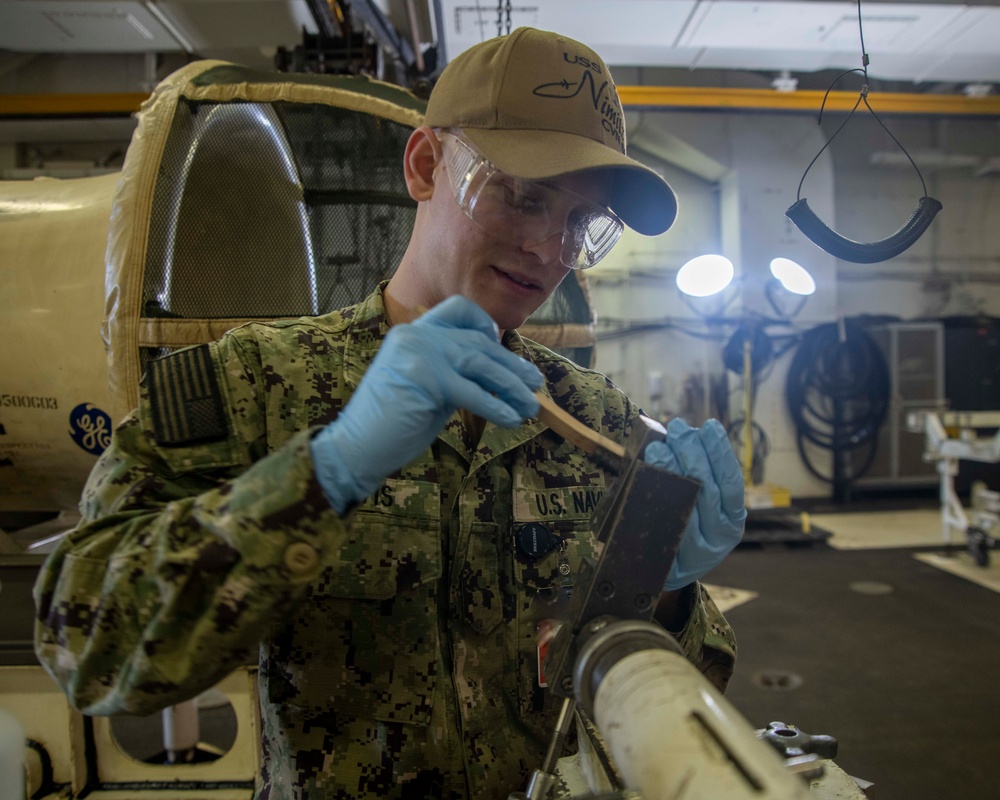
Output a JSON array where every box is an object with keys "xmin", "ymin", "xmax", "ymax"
[{"xmin": 438, "ymin": 132, "xmax": 623, "ymax": 270}]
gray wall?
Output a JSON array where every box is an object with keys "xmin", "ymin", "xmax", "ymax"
[{"xmin": 591, "ymin": 105, "xmax": 1000, "ymax": 498}]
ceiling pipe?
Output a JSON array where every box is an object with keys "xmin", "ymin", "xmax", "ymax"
[
  {"xmin": 351, "ymin": 0, "xmax": 417, "ymax": 73},
  {"xmin": 304, "ymin": 0, "xmax": 342, "ymax": 39},
  {"xmin": 428, "ymin": 0, "xmax": 446, "ymax": 69},
  {"xmin": 405, "ymin": 0, "xmax": 425, "ymax": 75}
]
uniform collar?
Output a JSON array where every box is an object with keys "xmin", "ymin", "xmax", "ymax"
[
  {"xmin": 466, "ymin": 329, "xmax": 548, "ymax": 472},
  {"xmin": 341, "ymin": 282, "xmax": 392, "ymax": 391}
]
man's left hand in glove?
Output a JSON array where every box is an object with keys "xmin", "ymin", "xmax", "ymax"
[{"xmin": 645, "ymin": 418, "xmax": 747, "ymax": 592}]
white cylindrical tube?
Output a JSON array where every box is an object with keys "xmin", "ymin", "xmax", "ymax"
[
  {"xmin": 592, "ymin": 648, "xmax": 812, "ymax": 800},
  {"xmin": 0, "ymin": 708, "xmax": 25, "ymax": 800},
  {"xmin": 162, "ymin": 699, "xmax": 200, "ymax": 762}
]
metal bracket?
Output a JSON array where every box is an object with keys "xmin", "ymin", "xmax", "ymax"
[{"xmin": 544, "ymin": 416, "xmax": 701, "ymax": 699}]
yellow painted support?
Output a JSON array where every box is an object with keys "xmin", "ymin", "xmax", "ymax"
[
  {"xmin": 1, "ymin": 86, "xmax": 998, "ymax": 119},
  {"xmin": 0, "ymin": 92, "xmax": 149, "ymax": 116},
  {"xmin": 619, "ymin": 86, "xmax": 1000, "ymax": 116}
]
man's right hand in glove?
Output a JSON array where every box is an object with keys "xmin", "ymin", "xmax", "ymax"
[{"xmin": 310, "ymin": 295, "xmax": 543, "ymax": 514}]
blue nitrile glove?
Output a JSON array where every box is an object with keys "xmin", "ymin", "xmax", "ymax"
[
  {"xmin": 310, "ymin": 295, "xmax": 543, "ymax": 514},
  {"xmin": 645, "ymin": 418, "xmax": 747, "ymax": 591}
]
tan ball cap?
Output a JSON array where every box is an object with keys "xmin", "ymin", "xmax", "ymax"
[{"xmin": 424, "ymin": 27, "xmax": 678, "ymax": 236}]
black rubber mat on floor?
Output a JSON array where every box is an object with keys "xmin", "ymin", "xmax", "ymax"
[{"xmin": 706, "ymin": 544, "xmax": 1000, "ymax": 800}]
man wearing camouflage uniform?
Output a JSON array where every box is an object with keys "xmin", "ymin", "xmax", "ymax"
[{"xmin": 35, "ymin": 27, "xmax": 746, "ymax": 799}]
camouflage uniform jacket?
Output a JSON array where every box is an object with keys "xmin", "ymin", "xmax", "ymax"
[{"xmin": 35, "ymin": 284, "xmax": 737, "ymax": 799}]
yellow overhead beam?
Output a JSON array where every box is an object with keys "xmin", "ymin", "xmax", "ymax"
[
  {"xmin": 619, "ymin": 86, "xmax": 1000, "ymax": 116},
  {"xmin": 1, "ymin": 86, "xmax": 998, "ymax": 118},
  {"xmin": 0, "ymin": 93, "xmax": 149, "ymax": 117}
]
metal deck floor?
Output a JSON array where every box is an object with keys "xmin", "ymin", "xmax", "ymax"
[{"xmin": 707, "ymin": 507, "xmax": 1000, "ymax": 800}]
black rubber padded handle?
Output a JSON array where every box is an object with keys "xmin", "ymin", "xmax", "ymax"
[{"xmin": 786, "ymin": 196, "xmax": 943, "ymax": 264}]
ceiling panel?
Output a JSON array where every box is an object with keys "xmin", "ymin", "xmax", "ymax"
[
  {"xmin": 156, "ymin": 0, "xmax": 310, "ymax": 50},
  {"xmin": 438, "ymin": 1, "xmax": 699, "ymax": 57},
  {"xmin": 437, "ymin": 0, "xmax": 1000, "ymax": 83},
  {"xmin": 680, "ymin": 2, "xmax": 965, "ymax": 53},
  {"xmin": 0, "ymin": 0, "xmax": 183, "ymax": 52},
  {"xmin": 0, "ymin": 0, "xmax": 997, "ymax": 91},
  {"xmin": 933, "ymin": 5, "xmax": 1000, "ymax": 49}
]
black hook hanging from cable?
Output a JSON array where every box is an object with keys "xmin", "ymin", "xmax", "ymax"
[{"xmin": 786, "ymin": 0, "xmax": 942, "ymax": 264}]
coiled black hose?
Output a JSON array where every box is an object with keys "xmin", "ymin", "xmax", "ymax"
[{"xmin": 785, "ymin": 321, "xmax": 890, "ymax": 485}]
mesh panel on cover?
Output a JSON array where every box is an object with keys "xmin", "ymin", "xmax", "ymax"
[
  {"xmin": 129, "ymin": 62, "xmax": 596, "ymax": 376},
  {"xmin": 143, "ymin": 99, "xmax": 415, "ymax": 320}
]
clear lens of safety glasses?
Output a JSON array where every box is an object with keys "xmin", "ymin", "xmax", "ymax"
[{"xmin": 439, "ymin": 133, "xmax": 623, "ymax": 269}]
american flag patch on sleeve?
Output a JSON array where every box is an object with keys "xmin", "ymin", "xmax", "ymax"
[{"xmin": 148, "ymin": 345, "xmax": 228, "ymax": 446}]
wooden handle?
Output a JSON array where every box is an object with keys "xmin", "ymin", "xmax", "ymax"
[
  {"xmin": 401, "ymin": 304, "xmax": 625, "ymax": 460},
  {"xmin": 535, "ymin": 393, "xmax": 626, "ymax": 459}
]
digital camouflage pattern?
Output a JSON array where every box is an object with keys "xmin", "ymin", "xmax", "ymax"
[{"xmin": 34, "ymin": 284, "xmax": 737, "ymax": 799}]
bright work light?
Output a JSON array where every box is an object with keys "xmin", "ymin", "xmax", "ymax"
[
  {"xmin": 769, "ymin": 257, "xmax": 815, "ymax": 296},
  {"xmin": 676, "ymin": 254, "xmax": 734, "ymax": 297}
]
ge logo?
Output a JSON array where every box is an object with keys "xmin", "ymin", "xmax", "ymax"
[{"xmin": 69, "ymin": 403, "xmax": 112, "ymax": 456}]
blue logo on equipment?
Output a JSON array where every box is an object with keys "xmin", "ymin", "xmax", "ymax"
[{"xmin": 69, "ymin": 403, "xmax": 112, "ymax": 456}]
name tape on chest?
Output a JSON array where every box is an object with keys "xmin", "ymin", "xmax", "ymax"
[{"xmin": 515, "ymin": 486, "xmax": 605, "ymax": 521}]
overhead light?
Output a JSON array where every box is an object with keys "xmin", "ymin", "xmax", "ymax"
[
  {"xmin": 769, "ymin": 257, "xmax": 815, "ymax": 296},
  {"xmin": 676, "ymin": 254, "xmax": 734, "ymax": 297}
]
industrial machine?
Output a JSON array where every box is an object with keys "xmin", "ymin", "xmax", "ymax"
[
  {"xmin": 516, "ymin": 416, "xmax": 865, "ymax": 800},
  {"xmin": 909, "ymin": 409, "xmax": 1000, "ymax": 566},
  {"xmin": 0, "ymin": 62, "xmax": 424, "ymax": 528}
]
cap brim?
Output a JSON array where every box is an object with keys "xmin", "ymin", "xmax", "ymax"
[{"xmin": 461, "ymin": 128, "xmax": 678, "ymax": 236}]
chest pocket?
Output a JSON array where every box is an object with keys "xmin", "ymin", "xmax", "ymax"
[{"xmin": 268, "ymin": 478, "xmax": 442, "ymax": 726}]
